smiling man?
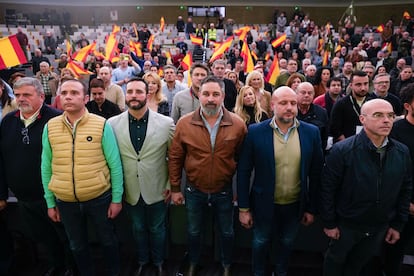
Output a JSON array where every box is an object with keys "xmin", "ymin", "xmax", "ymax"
[{"xmin": 321, "ymin": 99, "xmax": 412, "ymax": 276}]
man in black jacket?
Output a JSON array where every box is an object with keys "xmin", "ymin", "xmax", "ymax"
[
  {"xmin": 321, "ymin": 99, "xmax": 412, "ymax": 276},
  {"xmin": 0, "ymin": 77, "xmax": 72, "ymax": 275}
]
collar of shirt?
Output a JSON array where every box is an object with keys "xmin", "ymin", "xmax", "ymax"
[
  {"xmin": 20, "ymin": 106, "xmax": 42, "ymax": 127},
  {"xmin": 270, "ymin": 117, "xmax": 300, "ymax": 142},
  {"xmin": 129, "ymin": 108, "xmax": 149, "ymax": 123}
]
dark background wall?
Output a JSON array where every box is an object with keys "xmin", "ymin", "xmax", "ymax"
[{"xmin": 0, "ymin": 4, "xmax": 413, "ymax": 27}]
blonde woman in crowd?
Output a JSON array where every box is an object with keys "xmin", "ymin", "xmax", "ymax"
[
  {"xmin": 142, "ymin": 72, "xmax": 169, "ymax": 116},
  {"xmin": 245, "ymin": 70, "xmax": 272, "ymax": 116},
  {"xmin": 225, "ymin": 71, "xmax": 243, "ymax": 93},
  {"xmin": 234, "ymin": 85, "xmax": 268, "ymax": 125}
]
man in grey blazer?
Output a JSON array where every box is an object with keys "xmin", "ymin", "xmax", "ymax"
[{"xmin": 108, "ymin": 77, "xmax": 175, "ymax": 276}]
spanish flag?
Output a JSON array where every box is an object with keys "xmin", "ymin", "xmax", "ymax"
[
  {"xmin": 112, "ymin": 24, "xmax": 120, "ymax": 34},
  {"xmin": 265, "ymin": 52, "xmax": 270, "ymax": 61},
  {"xmin": 147, "ymin": 35, "xmax": 155, "ymax": 51},
  {"xmin": 265, "ymin": 56, "xmax": 280, "ymax": 86},
  {"xmin": 190, "ymin": 34, "xmax": 203, "ymax": 46},
  {"xmin": 376, "ymin": 24, "xmax": 384, "ymax": 33},
  {"xmin": 0, "ymin": 35, "xmax": 28, "ymax": 69},
  {"xmin": 66, "ymin": 39, "xmax": 73, "ymax": 58},
  {"xmin": 160, "ymin": 17, "xmax": 165, "ymax": 32},
  {"xmin": 322, "ymin": 50, "xmax": 330, "ymax": 66},
  {"xmin": 403, "ymin": 11, "xmax": 411, "ymax": 20},
  {"xmin": 234, "ymin": 26, "xmax": 251, "ymax": 42},
  {"xmin": 66, "ymin": 61, "xmax": 93, "ymax": 78},
  {"xmin": 181, "ymin": 52, "xmax": 192, "ymax": 71},
  {"xmin": 72, "ymin": 42, "xmax": 96, "ymax": 63},
  {"xmin": 129, "ymin": 40, "xmax": 142, "ymax": 57},
  {"xmin": 209, "ymin": 36, "xmax": 234, "ymax": 63},
  {"xmin": 271, "ymin": 33, "xmax": 287, "ymax": 48},
  {"xmin": 317, "ymin": 38, "xmax": 324, "ymax": 53},
  {"xmin": 241, "ymin": 39, "xmax": 254, "ymax": 73},
  {"xmin": 105, "ymin": 32, "xmax": 119, "ymax": 63}
]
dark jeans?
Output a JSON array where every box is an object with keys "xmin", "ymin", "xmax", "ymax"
[
  {"xmin": 56, "ymin": 191, "xmax": 120, "ymax": 276},
  {"xmin": 252, "ymin": 202, "xmax": 301, "ymax": 276},
  {"xmin": 185, "ymin": 185, "xmax": 234, "ymax": 267},
  {"xmin": 18, "ymin": 199, "xmax": 71, "ymax": 268},
  {"xmin": 126, "ymin": 197, "xmax": 167, "ymax": 266},
  {"xmin": 383, "ymin": 217, "xmax": 414, "ymax": 275},
  {"xmin": 323, "ymin": 223, "xmax": 387, "ymax": 276}
]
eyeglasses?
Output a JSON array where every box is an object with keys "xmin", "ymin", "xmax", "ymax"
[
  {"xmin": 21, "ymin": 127, "xmax": 30, "ymax": 145},
  {"xmin": 374, "ymin": 81, "xmax": 390, "ymax": 85},
  {"xmin": 362, "ymin": 112, "xmax": 396, "ymax": 120}
]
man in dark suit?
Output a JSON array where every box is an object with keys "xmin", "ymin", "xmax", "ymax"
[{"xmin": 237, "ymin": 86, "xmax": 324, "ymax": 276}]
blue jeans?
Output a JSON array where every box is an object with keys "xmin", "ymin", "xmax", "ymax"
[
  {"xmin": 185, "ymin": 185, "xmax": 234, "ymax": 267},
  {"xmin": 126, "ymin": 197, "xmax": 167, "ymax": 266},
  {"xmin": 56, "ymin": 191, "xmax": 120, "ymax": 276},
  {"xmin": 252, "ymin": 202, "xmax": 301, "ymax": 276}
]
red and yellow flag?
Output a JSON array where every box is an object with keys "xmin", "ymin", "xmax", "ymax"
[
  {"xmin": 265, "ymin": 52, "xmax": 270, "ymax": 61},
  {"xmin": 240, "ymin": 39, "xmax": 254, "ymax": 73},
  {"xmin": 0, "ymin": 35, "xmax": 28, "ymax": 69},
  {"xmin": 66, "ymin": 61, "xmax": 93, "ymax": 78},
  {"xmin": 93, "ymin": 50, "xmax": 106, "ymax": 61},
  {"xmin": 234, "ymin": 26, "xmax": 251, "ymax": 42},
  {"xmin": 66, "ymin": 39, "xmax": 73, "ymax": 58},
  {"xmin": 251, "ymin": 50, "xmax": 258, "ymax": 61},
  {"xmin": 160, "ymin": 17, "xmax": 165, "ymax": 32},
  {"xmin": 105, "ymin": 32, "xmax": 119, "ymax": 62},
  {"xmin": 376, "ymin": 24, "xmax": 384, "ymax": 33},
  {"xmin": 147, "ymin": 35, "xmax": 155, "ymax": 51},
  {"xmin": 112, "ymin": 24, "xmax": 120, "ymax": 34},
  {"xmin": 317, "ymin": 38, "xmax": 324, "ymax": 53},
  {"xmin": 181, "ymin": 52, "xmax": 193, "ymax": 71},
  {"xmin": 403, "ymin": 11, "xmax": 411, "ymax": 20},
  {"xmin": 322, "ymin": 50, "xmax": 330, "ymax": 66},
  {"xmin": 190, "ymin": 34, "xmax": 203, "ymax": 45},
  {"xmin": 129, "ymin": 40, "xmax": 142, "ymax": 57},
  {"xmin": 72, "ymin": 42, "xmax": 96, "ymax": 63},
  {"xmin": 265, "ymin": 56, "xmax": 280, "ymax": 86},
  {"xmin": 271, "ymin": 33, "xmax": 286, "ymax": 48},
  {"xmin": 209, "ymin": 36, "xmax": 234, "ymax": 63}
]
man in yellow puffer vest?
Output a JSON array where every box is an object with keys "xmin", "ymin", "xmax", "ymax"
[{"xmin": 41, "ymin": 78, "xmax": 124, "ymax": 276}]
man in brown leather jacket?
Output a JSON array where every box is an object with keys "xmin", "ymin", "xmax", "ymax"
[{"xmin": 169, "ymin": 76, "xmax": 247, "ymax": 276}]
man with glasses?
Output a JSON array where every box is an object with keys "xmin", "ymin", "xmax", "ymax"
[
  {"xmin": 321, "ymin": 99, "xmax": 412, "ymax": 276},
  {"xmin": 370, "ymin": 73, "xmax": 403, "ymax": 116},
  {"xmin": 0, "ymin": 77, "xmax": 73, "ymax": 275}
]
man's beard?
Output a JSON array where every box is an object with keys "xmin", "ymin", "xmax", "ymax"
[
  {"xmin": 201, "ymin": 103, "xmax": 220, "ymax": 116},
  {"xmin": 126, "ymin": 98, "xmax": 147, "ymax": 110}
]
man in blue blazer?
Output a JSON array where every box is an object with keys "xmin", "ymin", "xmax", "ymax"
[{"xmin": 237, "ymin": 86, "xmax": 324, "ymax": 276}]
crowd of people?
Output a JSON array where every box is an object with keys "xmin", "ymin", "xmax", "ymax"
[{"xmin": 1, "ymin": 8, "xmax": 414, "ymax": 276}]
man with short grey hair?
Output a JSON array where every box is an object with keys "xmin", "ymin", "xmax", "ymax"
[{"xmin": 0, "ymin": 77, "xmax": 71, "ymax": 275}]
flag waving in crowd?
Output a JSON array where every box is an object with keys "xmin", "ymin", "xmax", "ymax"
[{"xmin": 0, "ymin": 35, "xmax": 28, "ymax": 69}]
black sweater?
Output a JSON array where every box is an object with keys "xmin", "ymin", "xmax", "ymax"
[{"xmin": 0, "ymin": 105, "xmax": 61, "ymax": 201}]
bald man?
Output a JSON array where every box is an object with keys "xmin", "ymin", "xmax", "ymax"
[
  {"xmin": 321, "ymin": 99, "xmax": 412, "ymax": 276},
  {"xmin": 237, "ymin": 86, "xmax": 323, "ymax": 276}
]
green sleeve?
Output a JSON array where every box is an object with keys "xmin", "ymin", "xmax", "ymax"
[
  {"xmin": 41, "ymin": 124, "xmax": 56, "ymax": 208},
  {"xmin": 102, "ymin": 121, "xmax": 124, "ymax": 203}
]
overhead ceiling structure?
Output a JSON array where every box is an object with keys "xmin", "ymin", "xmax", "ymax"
[{"xmin": 0, "ymin": 0, "xmax": 410, "ymax": 6}]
